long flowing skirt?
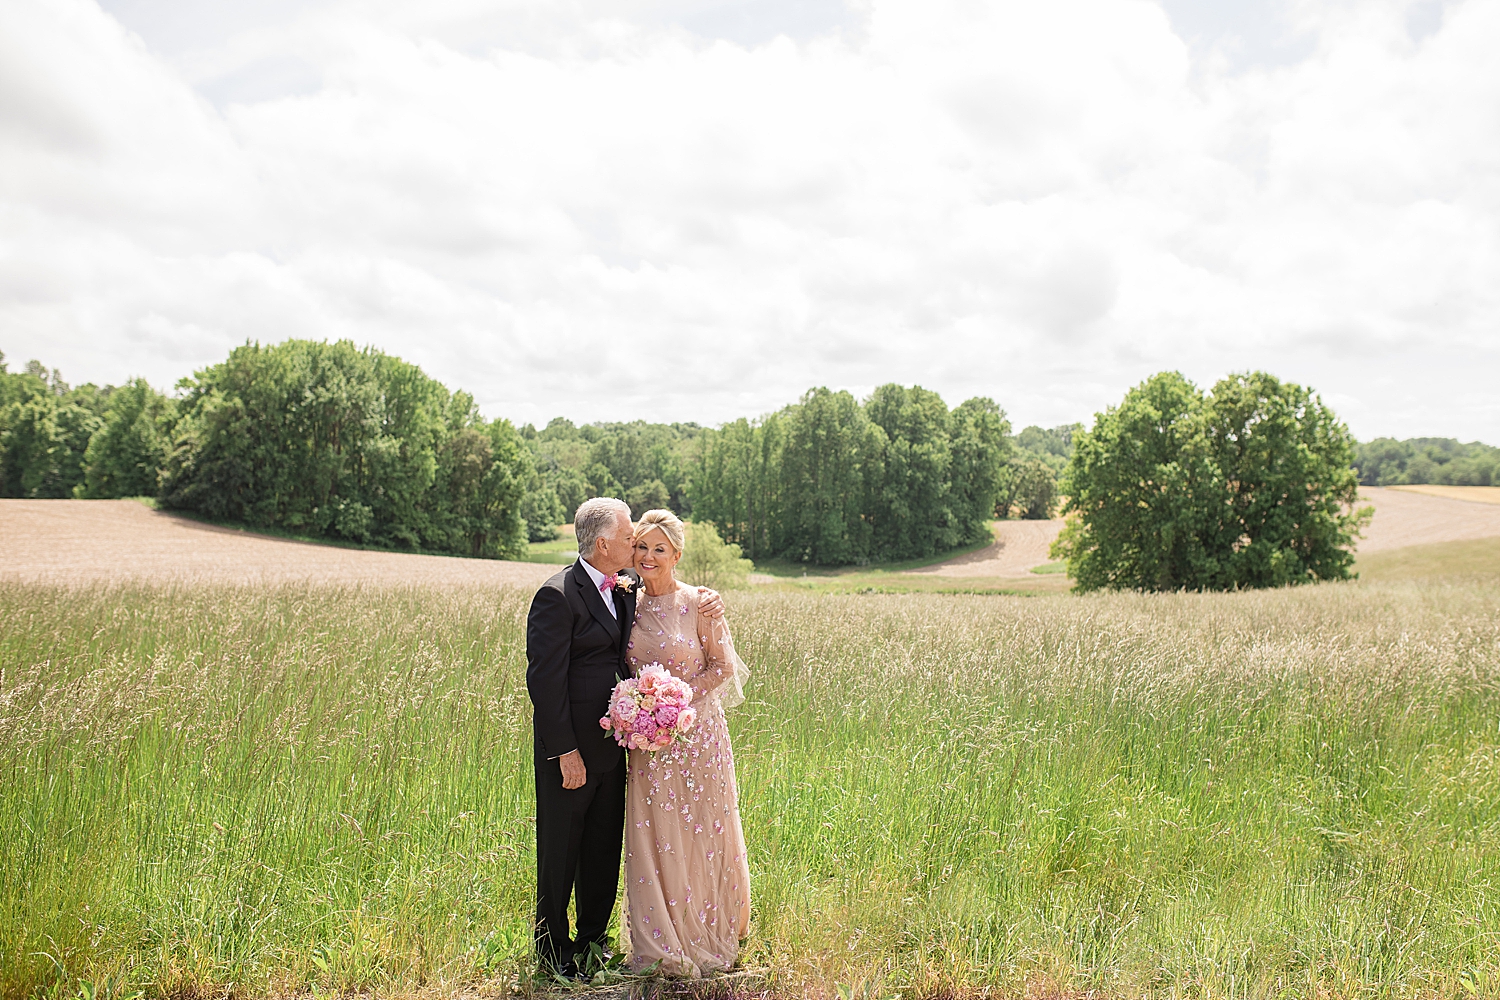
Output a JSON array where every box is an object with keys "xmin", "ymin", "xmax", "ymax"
[{"xmin": 623, "ymin": 694, "xmax": 751, "ymax": 976}]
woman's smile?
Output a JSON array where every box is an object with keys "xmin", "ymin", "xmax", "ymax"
[{"xmin": 633, "ymin": 524, "xmax": 680, "ymax": 596}]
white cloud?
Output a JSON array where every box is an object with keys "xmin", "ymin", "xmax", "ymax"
[{"xmin": 1, "ymin": 0, "xmax": 1497, "ymax": 440}]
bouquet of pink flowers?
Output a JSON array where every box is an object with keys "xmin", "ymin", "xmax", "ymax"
[{"xmin": 600, "ymin": 663, "xmax": 697, "ymax": 751}]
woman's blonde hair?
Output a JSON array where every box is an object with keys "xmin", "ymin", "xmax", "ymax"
[{"xmin": 632, "ymin": 509, "xmax": 685, "ymax": 554}]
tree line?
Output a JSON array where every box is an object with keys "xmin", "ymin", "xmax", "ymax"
[
  {"xmin": 0, "ymin": 342, "xmax": 1031, "ymax": 565},
  {"xmin": 517, "ymin": 418, "xmax": 707, "ymax": 542},
  {"xmin": 0, "ymin": 343, "xmax": 531, "ymax": 558},
  {"xmin": 689, "ymin": 386, "xmax": 1012, "ymax": 564},
  {"xmin": 6, "ymin": 342, "xmax": 1454, "ymax": 585},
  {"xmin": 1354, "ymin": 437, "xmax": 1499, "ymax": 488}
]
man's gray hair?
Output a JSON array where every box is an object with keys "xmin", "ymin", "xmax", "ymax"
[{"xmin": 574, "ymin": 497, "xmax": 631, "ymax": 561}]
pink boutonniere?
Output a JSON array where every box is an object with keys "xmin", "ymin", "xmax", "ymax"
[{"xmin": 612, "ymin": 573, "xmax": 637, "ymax": 595}]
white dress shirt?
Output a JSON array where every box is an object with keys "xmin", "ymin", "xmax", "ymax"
[{"xmin": 579, "ymin": 558, "xmax": 617, "ymax": 619}]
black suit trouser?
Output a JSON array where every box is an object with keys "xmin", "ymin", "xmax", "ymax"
[{"xmin": 533, "ymin": 748, "xmax": 625, "ymax": 970}]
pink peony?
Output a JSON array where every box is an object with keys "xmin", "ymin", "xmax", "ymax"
[{"xmin": 603, "ymin": 664, "xmax": 694, "ymax": 752}]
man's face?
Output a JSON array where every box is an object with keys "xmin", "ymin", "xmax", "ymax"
[{"xmin": 593, "ymin": 510, "xmax": 635, "ymax": 574}]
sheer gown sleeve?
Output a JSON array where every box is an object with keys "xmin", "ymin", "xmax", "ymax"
[{"xmin": 694, "ymin": 591, "xmax": 748, "ymax": 709}]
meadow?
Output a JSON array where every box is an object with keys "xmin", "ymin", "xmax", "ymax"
[{"xmin": 3, "ymin": 576, "xmax": 1500, "ymax": 1000}]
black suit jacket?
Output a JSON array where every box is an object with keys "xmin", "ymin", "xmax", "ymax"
[{"xmin": 526, "ymin": 561, "xmax": 638, "ymax": 772}]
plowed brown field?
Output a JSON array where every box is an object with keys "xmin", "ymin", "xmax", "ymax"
[
  {"xmin": 1355, "ymin": 486, "xmax": 1500, "ymax": 552},
  {"xmin": 1388, "ymin": 484, "xmax": 1500, "ymax": 505},
  {"xmin": 5, "ymin": 488, "xmax": 1499, "ymax": 587},
  {"xmin": 0, "ymin": 500, "xmax": 556, "ymax": 587},
  {"xmin": 913, "ymin": 487, "xmax": 1500, "ymax": 577}
]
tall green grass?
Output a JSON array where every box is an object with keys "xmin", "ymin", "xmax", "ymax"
[{"xmin": 3, "ymin": 581, "xmax": 1500, "ymax": 998}]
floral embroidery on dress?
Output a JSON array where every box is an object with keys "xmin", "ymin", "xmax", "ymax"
[{"xmin": 622, "ymin": 585, "xmax": 750, "ymax": 977}]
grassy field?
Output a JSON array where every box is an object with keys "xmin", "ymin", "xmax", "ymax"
[
  {"xmin": 1356, "ymin": 536, "xmax": 1500, "ymax": 581},
  {"xmin": 3, "ymin": 572, "xmax": 1500, "ymax": 1000},
  {"xmin": 521, "ymin": 535, "xmax": 581, "ymax": 565}
]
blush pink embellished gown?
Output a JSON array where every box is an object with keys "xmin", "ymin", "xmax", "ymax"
[{"xmin": 623, "ymin": 584, "xmax": 751, "ymax": 976}]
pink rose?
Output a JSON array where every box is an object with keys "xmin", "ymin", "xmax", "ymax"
[
  {"xmin": 600, "ymin": 716, "xmax": 611, "ymax": 730},
  {"xmin": 676, "ymin": 707, "xmax": 697, "ymax": 732}
]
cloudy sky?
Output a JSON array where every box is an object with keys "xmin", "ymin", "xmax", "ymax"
[{"xmin": 1, "ymin": 0, "xmax": 1496, "ymax": 440}]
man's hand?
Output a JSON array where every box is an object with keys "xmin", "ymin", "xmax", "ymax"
[
  {"xmin": 558, "ymin": 750, "xmax": 587, "ymax": 790},
  {"xmin": 697, "ymin": 587, "xmax": 725, "ymax": 619}
]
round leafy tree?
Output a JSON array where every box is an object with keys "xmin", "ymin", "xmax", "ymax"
[{"xmin": 1053, "ymin": 371, "xmax": 1370, "ymax": 591}]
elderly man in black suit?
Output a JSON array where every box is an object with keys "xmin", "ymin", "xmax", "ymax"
[{"xmin": 525, "ymin": 496, "xmax": 723, "ymax": 977}]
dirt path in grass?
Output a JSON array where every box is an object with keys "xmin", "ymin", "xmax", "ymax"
[
  {"xmin": 912, "ymin": 519, "xmax": 1066, "ymax": 578},
  {"xmin": 0, "ymin": 500, "xmax": 558, "ymax": 587}
]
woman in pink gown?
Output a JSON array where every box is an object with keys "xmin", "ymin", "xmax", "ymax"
[{"xmin": 622, "ymin": 509, "xmax": 751, "ymax": 976}]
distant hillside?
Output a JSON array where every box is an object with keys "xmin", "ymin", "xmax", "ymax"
[{"xmin": 1355, "ymin": 438, "xmax": 1499, "ymax": 488}]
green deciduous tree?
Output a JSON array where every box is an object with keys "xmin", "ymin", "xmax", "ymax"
[
  {"xmin": 677, "ymin": 521, "xmax": 755, "ymax": 590},
  {"xmin": 0, "ymin": 361, "xmax": 106, "ymax": 499},
  {"xmin": 997, "ymin": 456, "xmax": 1057, "ymax": 520},
  {"xmin": 866, "ymin": 384, "xmax": 954, "ymax": 560},
  {"xmin": 779, "ymin": 387, "xmax": 883, "ymax": 565},
  {"xmin": 690, "ymin": 386, "xmax": 1010, "ymax": 566},
  {"xmin": 159, "ymin": 339, "xmax": 529, "ymax": 558},
  {"xmin": 997, "ymin": 423, "xmax": 1078, "ymax": 520},
  {"xmin": 519, "ymin": 480, "xmax": 567, "ymax": 542},
  {"xmin": 625, "ymin": 479, "xmax": 671, "ymax": 514},
  {"xmin": 689, "ymin": 415, "xmax": 784, "ymax": 561},
  {"xmin": 519, "ymin": 418, "xmax": 704, "ymax": 526},
  {"xmin": 80, "ymin": 379, "xmax": 177, "ymax": 498},
  {"xmin": 433, "ymin": 418, "xmax": 530, "ymax": 557},
  {"xmin": 1054, "ymin": 371, "xmax": 1368, "ymax": 592},
  {"xmin": 949, "ymin": 396, "xmax": 1014, "ymax": 536},
  {"xmin": 1354, "ymin": 437, "xmax": 1499, "ymax": 487},
  {"xmin": 5, "ymin": 397, "xmax": 101, "ymax": 497},
  {"xmin": 1203, "ymin": 372, "xmax": 1368, "ymax": 587}
]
